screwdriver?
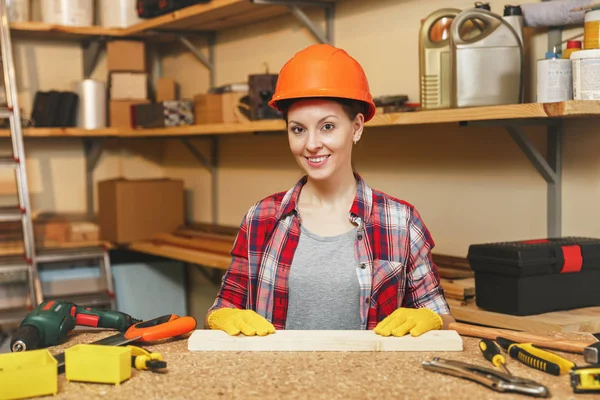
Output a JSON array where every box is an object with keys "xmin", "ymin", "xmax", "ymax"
[{"xmin": 479, "ymin": 338, "xmax": 511, "ymax": 375}]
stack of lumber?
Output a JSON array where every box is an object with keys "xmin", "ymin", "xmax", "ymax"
[
  {"xmin": 130, "ymin": 224, "xmax": 476, "ymax": 303},
  {"xmin": 431, "ymin": 254, "xmax": 475, "ymax": 302}
]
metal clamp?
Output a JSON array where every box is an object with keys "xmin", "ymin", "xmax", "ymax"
[{"xmin": 422, "ymin": 357, "xmax": 551, "ymax": 398}]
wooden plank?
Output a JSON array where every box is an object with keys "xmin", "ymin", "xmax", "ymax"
[
  {"xmin": 436, "ymin": 267, "xmax": 473, "ymax": 279},
  {"xmin": 368, "ymin": 100, "xmax": 600, "ymax": 127},
  {"xmin": 432, "ymin": 254, "xmax": 471, "ymax": 270},
  {"xmin": 128, "ymin": 240, "xmax": 231, "ymax": 269},
  {"xmin": 10, "ymin": 21, "xmax": 123, "ymax": 40},
  {"xmin": 3, "ymin": 101, "xmax": 600, "ymax": 138},
  {"xmin": 187, "ymin": 329, "xmax": 463, "ymax": 352},
  {"xmin": 440, "ymin": 278, "xmax": 475, "ymax": 300},
  {"xmin": 448, "ymin": 298, "xmax": 600, "ymax": 334},
  {"xmin": 152, "ymin": 232, "xmax": 234, "ymax": 254}
]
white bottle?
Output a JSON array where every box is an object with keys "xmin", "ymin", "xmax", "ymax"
[{"xmin": 503, "ymin": 5, "xmax": 524, "ymax": 46}]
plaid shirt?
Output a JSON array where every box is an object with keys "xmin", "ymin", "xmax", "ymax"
[{"xmin": 210, "ymin": 173, "xmax": 450, "ymax": 330}]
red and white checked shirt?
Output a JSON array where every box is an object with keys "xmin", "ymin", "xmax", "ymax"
[{"xmin": 209, "ymin": 173, "xmax": 450, "ymax": 330}]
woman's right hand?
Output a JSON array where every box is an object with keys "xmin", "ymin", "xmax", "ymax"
[{"xmin": 207, "ymin": 308, "xmax": 276, "ymax": 336}]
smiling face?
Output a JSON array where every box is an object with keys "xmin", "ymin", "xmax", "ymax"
[{"xmin": 286, "ymin": 99, "xmax": 364, "ymax": 183}]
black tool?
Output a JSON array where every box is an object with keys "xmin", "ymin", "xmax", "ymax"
[
  {"xmin": 479, "ymin": 338, "xmax": 511, "ymax": 375},
  {"xmin": 497, "ymin": 337, "xmax": 575, "ymax": 376}
]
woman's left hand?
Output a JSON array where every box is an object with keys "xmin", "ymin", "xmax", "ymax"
[{"xmin": 374, "ymin": 307, "xmax": 442, "ymax": 337}]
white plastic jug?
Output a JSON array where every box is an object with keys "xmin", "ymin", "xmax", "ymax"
[
  {"xmin": 449, "ymin": 8, "xmax": 524, "ymax": 108},
  {"xmin": 419, "ymin": 8, "xmax": 461, "ymax": 110}
]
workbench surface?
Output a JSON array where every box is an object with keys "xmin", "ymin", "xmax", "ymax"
[{"xmin": 40, "ymin": 330, "xmax": 592, "ymax": 399}]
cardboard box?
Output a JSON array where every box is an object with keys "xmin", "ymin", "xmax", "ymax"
[
  {"xmin": 132, "ymin": 100, "xmax": 194, "ymax": 128},
  {"xmin": 156, "ymin": 78, "xmax": 177, "ymax": 101},
  {"xmin": 107, "ymin": 40, "xmax": 146, "ymax": 72},
  {"xmin": 110, "ymin": 72, "xmax": 148, "ymax": 100},
  {"xmin": 97, "ymin": 178, "xmax": 185, "ymax": 244},
  {"xmin": 109, "ymin": 99, "xmax": 150, "ymax": 128},
  {"xmin": 193, "ymin": 92, "xmax": 247, "ymax": 124}
]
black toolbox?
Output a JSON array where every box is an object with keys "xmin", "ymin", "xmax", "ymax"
[{"xmin": 467, "ymin": 237, "xmax": 600, "ymax": 316}]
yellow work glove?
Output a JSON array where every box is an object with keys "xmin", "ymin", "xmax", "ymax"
[
  {"xmin": 207, "ymin": 308, "xmax": 276, "ymax": 336},
  {"xmin": 374, "ymin": 307, "xmax": 442, "ymax": 337}
]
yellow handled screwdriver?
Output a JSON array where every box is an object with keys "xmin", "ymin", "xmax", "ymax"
[{"xmin": 479, "ymin": 338, "xmax": 511, "ymax": 375}]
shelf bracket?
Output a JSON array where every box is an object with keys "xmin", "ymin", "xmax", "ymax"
[
  {"xmin": 252, "ymin": 0, "xmax": 334, "ymax": 44},
  {"xmin": 177, "ymin": 32, "xmax": 216, "ymax": 88},
  {"xmin": 180, "ymin": 137, "xmax": 219, "ymax": 224},
  {"xmin": 84, "ymin": 139, "xmax": 105, "ymax": 219},
  {"xmin": 82, "ymin": 38, "xmax": 107, "ymax": 79},
  {"xmin": 505, "ymin": 123, "xmax": 562, "ymax": 238}
]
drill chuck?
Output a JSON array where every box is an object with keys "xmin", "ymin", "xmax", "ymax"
[{"xmin": 11, "ymin": 325, "xmax": 41, "ymax": 352}]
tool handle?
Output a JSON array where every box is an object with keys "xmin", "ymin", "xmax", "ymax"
[
  {"xmin": 449, "ymin": 322, "xmax": 596, "ymax": 354},
  {"xmin": 479, "ymin": 339, "xmax": 505, "ymax": 367},
  {"xmin": 125, "ymin": 314, "xmax": 197, "ymax": 342},
  {"xmin": 518, "ymin": 343, "xmax": 575, "ymax": 375},
  {"xmin": 508, "ymin": 345, "xmax": 561, "ymax": 376},
  {"xmin": 74, "ymin": 306, "xmax": 139, "ymax": 332}
]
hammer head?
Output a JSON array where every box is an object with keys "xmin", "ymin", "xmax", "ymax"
[{"xmin": 584, "ymin": 342, "xmax": 600, "ymax": 364}]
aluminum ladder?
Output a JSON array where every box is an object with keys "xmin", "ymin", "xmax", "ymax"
[{"xmin": 0, "ymin": 2, "xmax": 116, "ymax": 326}]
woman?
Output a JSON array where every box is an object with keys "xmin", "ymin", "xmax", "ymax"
[{"xmin": 206, "ymin": 44, "xmax": 455, "ymax": 337}]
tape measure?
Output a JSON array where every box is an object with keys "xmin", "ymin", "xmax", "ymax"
[{"xmin": 570, "ymin": 365, "xmax": 600, "ymax": 393}]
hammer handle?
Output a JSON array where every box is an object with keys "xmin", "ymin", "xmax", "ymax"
[{"xmin": 449, "ymin": 322, "xmax": 597, "ymax": 354}]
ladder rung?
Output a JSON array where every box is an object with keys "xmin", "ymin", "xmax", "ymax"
[
  {"xmin": 36, "ymin": 246, "xmax": 106, "ymax": 264},
  {"xmin": 0, "ymin": 107, "xmax": 11, "ymax": 118},
  {"xmin": 0, "ymin": 155, "xmax": 17, "ymax": 168},
  {"xmin": 0, "ymin": 206, "xmax": 23, "ymax": 222}
]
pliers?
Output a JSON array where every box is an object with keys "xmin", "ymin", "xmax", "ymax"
[{"xmin": 422, "ymin": 357, "xmax": 550, "ymax": 398}]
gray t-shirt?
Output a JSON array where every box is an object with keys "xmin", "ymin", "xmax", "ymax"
[{"xmin": 285, "ymin": 224, "xmax": 361, "ymax": 330}]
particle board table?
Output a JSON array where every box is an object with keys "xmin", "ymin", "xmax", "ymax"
[{"xmin": 38, "ymin": 329, "xmax": 595, "ymax": 399}]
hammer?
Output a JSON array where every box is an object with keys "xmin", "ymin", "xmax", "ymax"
[{"xmin": 449, "ymin": 322, "xmax": 598, "ymax": 354}]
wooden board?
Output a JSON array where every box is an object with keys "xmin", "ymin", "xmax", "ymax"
[
  {"xmin": 187, "ymin": 330, "xmax": 463, "ymax": 352},
  {"xmin": 449, "ymin": 298, "xmax": 600, "ymax": 334},
  {"xmin": 440, "ymin": 278, "xmax": 475, "ymax": 300},
  {"xmin": 3, "ymin": 100, "xmax": 600, "ymax": 139},
  {"xmin": 128, "ymin": 240, "xmax": 231, "ymax": 269}
]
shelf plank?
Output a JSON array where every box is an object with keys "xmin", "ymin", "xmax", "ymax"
[
  {"xmin": 122, "ymin": 0, "xmax": 290, "ymax": 35},
  {"xmin": 368, "ymin": 100, "xmax": 600, "ymax": 127},
  {"xmin": 3, "ymin": 101, "xmax": 600, "ymax": 139},
  {"xmin": 9, "ymin": 21, "xmax": 124, "ymax": 41},
  {"xmin": 128, "ymin": 240, "xmax": 231, "ymax": 270},
  {"xmin": 8, "ymin": 0, "xmax": 335, "ymax": 41}
]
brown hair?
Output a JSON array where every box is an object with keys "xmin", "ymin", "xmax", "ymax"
[{"xmin": 276, "ymin": 97, "xmax": 369, "ymax": 124}]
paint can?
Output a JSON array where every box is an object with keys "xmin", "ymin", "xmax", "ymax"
[
  {"xmin": 571, "ymin": 49, "xmax": 600, "ymax": 100},
  {"xmin": 584, "ymin": 9, "xmax": 600, "ymax": 49},
  {"xmin": 76, "ymin": 80, "xmax": 106, "ymax": 129},
  {"xmin": 536, "ymin": 51, "xmax": 572, "ymax": 103},
  {"xmin": 41, "ymin": 0, "xmax": 94, "ymax": 26},
  {"xmin": 97, "ymin": 0, "xmax": 142, "ymax": 28}
]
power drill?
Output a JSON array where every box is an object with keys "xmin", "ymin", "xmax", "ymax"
[{"xmin": 10, "ymin": 300, "xmax": 142, "ymax": 352}]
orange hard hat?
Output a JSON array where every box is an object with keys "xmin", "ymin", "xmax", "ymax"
[{"xmin": 268, "ymin": 44, "xmax": 376, "ymax": 122}]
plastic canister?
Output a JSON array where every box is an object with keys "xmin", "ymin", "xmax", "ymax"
[
  {"xmin": 449, "ymin": 8, "xmax": 524, "ymax": 107},
  {"xmin": 536, "ymin": 51, "xmax": 572, "ymax": 103},
  {"xmin": 41, "ymin": 0, "xmax": 93, "ymax": 26},
  {"xmin": 97, "ymin": 0, "xmax": 142, "ymax": 28},
  {"xmin": 584, "ymin": 9, "xmax": 600, "ymax": 49},
  {"xmin": 419, "ymin": 8, "xmax": 461, "ymax": 110},
  {"xmin": 571, "ymin": 49, "xmax": 600, "ymax": 100}
]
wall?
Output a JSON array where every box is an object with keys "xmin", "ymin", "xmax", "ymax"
[
  {"xmin": 3, "ymin": 1, "xmax": 599, "ymax": 319},
  {"xmin": 160, "ymin": 0, "xmax": 599, "ymax": 257}
]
